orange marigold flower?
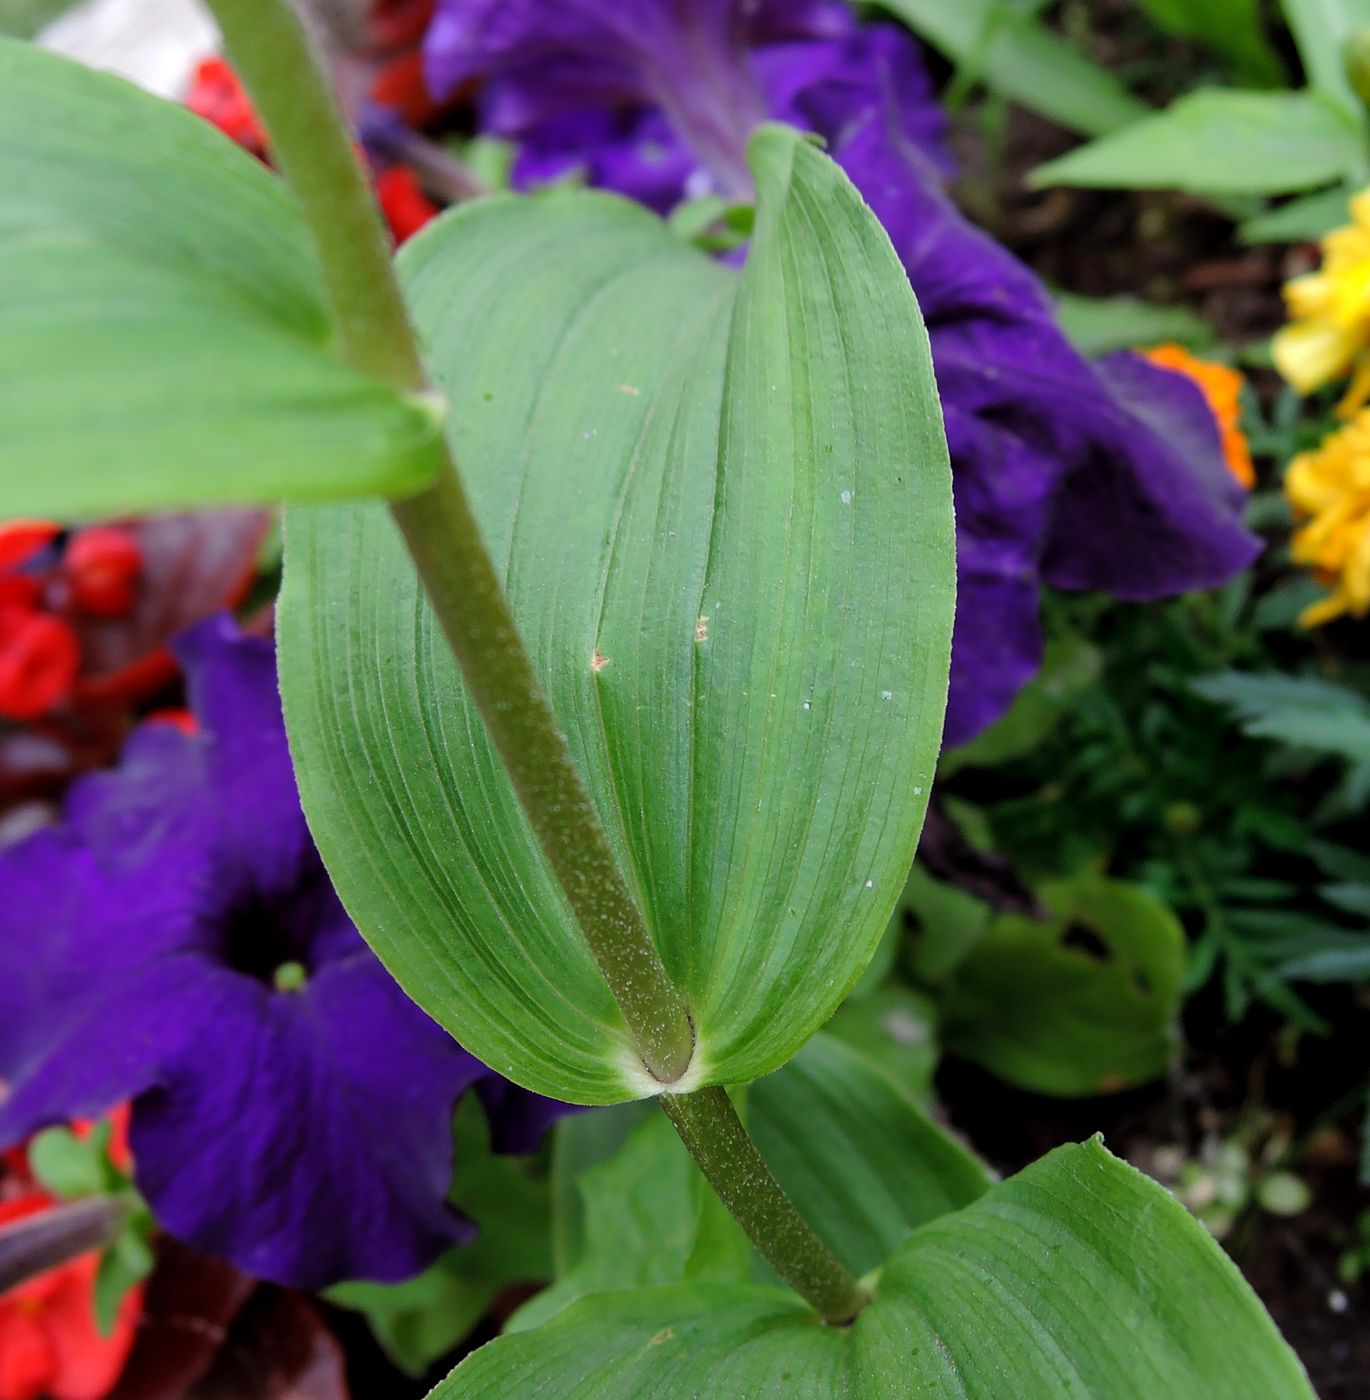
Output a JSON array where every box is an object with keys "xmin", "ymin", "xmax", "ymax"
[{"xmin": 1142, "ymin": 344, "xmax": 1255, "ymax": 489}]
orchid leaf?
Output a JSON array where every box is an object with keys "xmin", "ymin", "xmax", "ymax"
[
  {"xmin": 0, "ymin": 39, "xmax": 443, "ymax": 518},
  {"xmin": 433, "ymin": 1138, "xmax": 1312, "ymax": 1398},
  {"xmin": 279, "ymin": 124, "xmax": 955, "ymax": 1103}
]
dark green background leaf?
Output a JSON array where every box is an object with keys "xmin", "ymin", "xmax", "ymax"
[
  {"xmin": 1140, "ymin": 0, "xmax": 1284, "ymax": 83},
  {"xmin": 943, "ymin": 877, "xmax": 1186, "ymax": 1095},
  {"xmin": 1281, "ymin": 0, "xmax": 1370, "ymax": 115}
]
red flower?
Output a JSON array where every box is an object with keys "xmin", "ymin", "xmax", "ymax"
[
  {"xmin": 185, "ymin": 58, "xmax": 266, "ymax": 156},
  {"xmin": 0, "ymin": 615, "xmax": 80, "ymax": 723},
  {"xmin": 0, "ymin": 523, "xmax": 58, "ymax": 575},
  {"xmin": 0, "ymin": 1110, "xmax": 140, "ymax": 1400},
  {"xmin": 63, "ymin": 528, "xmax": 144, "ymax": 619},
  {"xmin": 376, "ymin": 165, "xmax": 439, "ymax": 243},
  {"xmin": 371, "ymin": 49, "xmax": 442, "ymax": 127}
]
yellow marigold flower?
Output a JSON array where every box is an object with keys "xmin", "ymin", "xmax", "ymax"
[
  {"xmin": 1142, "ymin": 343, "xmax": 1255, "ymax": 488},
  {"xmin": 1285, "ymin": 410, "xmax": 1370, "ymax": 625},
  {"xmin": 1273, "ymin": 190, "xmax": 1370, "ymax": 413}
]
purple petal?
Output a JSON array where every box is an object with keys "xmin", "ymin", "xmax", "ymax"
[
  {"xmin": 1040, "ymin": 353, "xmax": 1261, "ymax": 598},
  {"xmin": 836, "ymin": 121, "xmax": 1258, "ymax": 739},
  {"xmin": 0, "ymin": 834, "xmax": 217, "ymax": 1140},
  {"xmin": 754, "ymin": 23, "xmax": 952, "ymax": 178},
  {"xmin": 426, "ymin": 0, "xmax": 858, "ymax": 194},
  {"xmin": 172, "ymin": 616, "xmax": 317, "ymax": 900},
  {"xmin": 0, "ymin": 617, "xmax": 575, "ymax": 1288},
  {"xmin": 512, "ymin": 107, "xmax": 702, "ymax": 213},
  {"xmin": 131, "ymin": 959, "xmax": 488, "ymax": 1289},
  {"xmin": 946, "ymin": 573, "xmax": 1044, "ymax": 751}
]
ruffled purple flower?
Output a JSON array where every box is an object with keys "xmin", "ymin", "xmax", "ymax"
[
  {"xmin": 0, "ymin": 616, "xmax": 567, "ymax": 1289},
  {"xmin": 426, "ymin": 0, "xmax": 951, "ymax": 208},
  {"xmin": 423, "ymin": 0, "xmax": 1259, "ymax": 745},
  {"xmin": 839, "ymin": 120, "xmax": 1260, "ymax": 741}
]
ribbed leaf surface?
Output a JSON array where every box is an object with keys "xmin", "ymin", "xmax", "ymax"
[{"xmin": 280, "ymin": 126, "xmax": 954, "ymax": 1101}]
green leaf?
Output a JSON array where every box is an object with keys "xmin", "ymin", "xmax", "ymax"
[
  {"xmin": 873, "ymin": 0, "xmax": 1146, "ymax": 136},
  {"xmin": 1051, "ymin": 292, "xmax": 1218, "ymax": 358},
  {"xmin": 0, "ymin": 39, "xmax": 443, "ymax": 518},
  {"xmin": 549, "ymin": 1105, "xmax": 654, "ymax": 1274},
  {"xmin": 1238, "ymin": 184, "xmax": 1354, "ymax": 242},
  {"xmin": 1140, "ymin": 0, "xmax": 1284, "ymax": 83},
  {"xmin": 748, "ymin": 1036, "xmax": 989, "ymax": 1277},
  {"xmin": 433, "ymin": 1140, "xmax": 1312, "ymax": 1398},
  {"xmin": 93, "ymin": 1204, "xmax": 155, "ymax": 1336},
  {"xmin": 822, "ymin": 986, "xmax": 940, "ymax": 1104},
  {"xmin": 0, "ymin": 0, "xmax": 73, "ymax": 37},
  {"xmin": 279, "ymin": 125, "xmax": 955, "ymax": 1103},
  {"xmin": 943, "ymin": 877, "xmax": 1185, "ymax": 1096},
  {"xmin": 1193, "ymin": 670, "xmax": 1370, "ymax": 761},
  {"xmin": 524, "ymin": 1036, "xmax": 986, "ymax": 1329},
  {"xmin": 1030, "ymin": 89, "xmax": 1365, "ymax": 196},
  {"xmin": 1281, "ymin": 0, "xmax": 1370, "ymax": 114},
  {"xmin": 901, "ymin": 865, "xmax": 994, "ymax": 981},
  {"xmin": 510, "ymin": 1112, "xmax": 749, "ymax": 1334},
  {"xmin": 28, "ymin": 1125, "xmax": 108, "ymax": 1199},
  {"xmin": 332, "ymin": 1267, "xmax": 498, "ymax": 1380}
]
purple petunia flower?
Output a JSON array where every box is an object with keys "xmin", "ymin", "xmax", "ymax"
[
  {"xmin": 0, "ymin": 616, "xmax": 567, "ymax": 1289},
  {"xmin": 423, "ymin": 0, "xmax": 1260, "ymax": 746}
]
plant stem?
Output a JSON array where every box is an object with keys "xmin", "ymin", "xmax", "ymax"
[
  {"xmin": 210, "ymin": 0, "xmax": 868, "ymax": 1327},
  {"xmin": 208, "ymin": 0, "xmax": 424, "ymax": 392},
  {"xmin": 389, "ymin": 468, "xmax": 698, "ymax": 1082},
  {"xmin": 208, "ymin": 0, "xmax": 693, "ymax": 1085},
  {"xmin": 661, "ymin": 1088, "xmax": 868, "ymax": 1324}
]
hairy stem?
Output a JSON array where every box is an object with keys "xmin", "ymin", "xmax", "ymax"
[
  {"xmin": 662, "ymin": 1087, "xmax": 868, "ymax": 1324},
  {"xmin": 208, "ymin": 0, "xmax": 867, "ymax": 1325},
  {"xmin": 208, "ymin": 0, "xmax": 693, "ymax": 1084}
]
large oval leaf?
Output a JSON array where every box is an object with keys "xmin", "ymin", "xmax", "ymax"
[
  {"xmin": 0, "ymin": 39, "xmax": 443, "ymax": 517},
  {"xmin": 279, "ymin": 125, "xmax": 954, "ymax": 1102},
  {"xmin": 433, "ymin": 1139, "xmax": 1312, "ymax": 1398}
]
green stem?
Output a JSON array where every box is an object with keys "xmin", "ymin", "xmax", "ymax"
[
  {"xmin": 208, "ymin": 0, "xmax": 692, "ymax": 1085},
  {"xmin": 208, "ymin": 0, "xmax": 424, "ymax": 391},
  {"xmin": 661, "ymin": 1088, "xmax": 868, "ymax": 1324},
  {"xmin": 210, "ymin": 0, "xmax": 867, "ymax": 1326}
]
